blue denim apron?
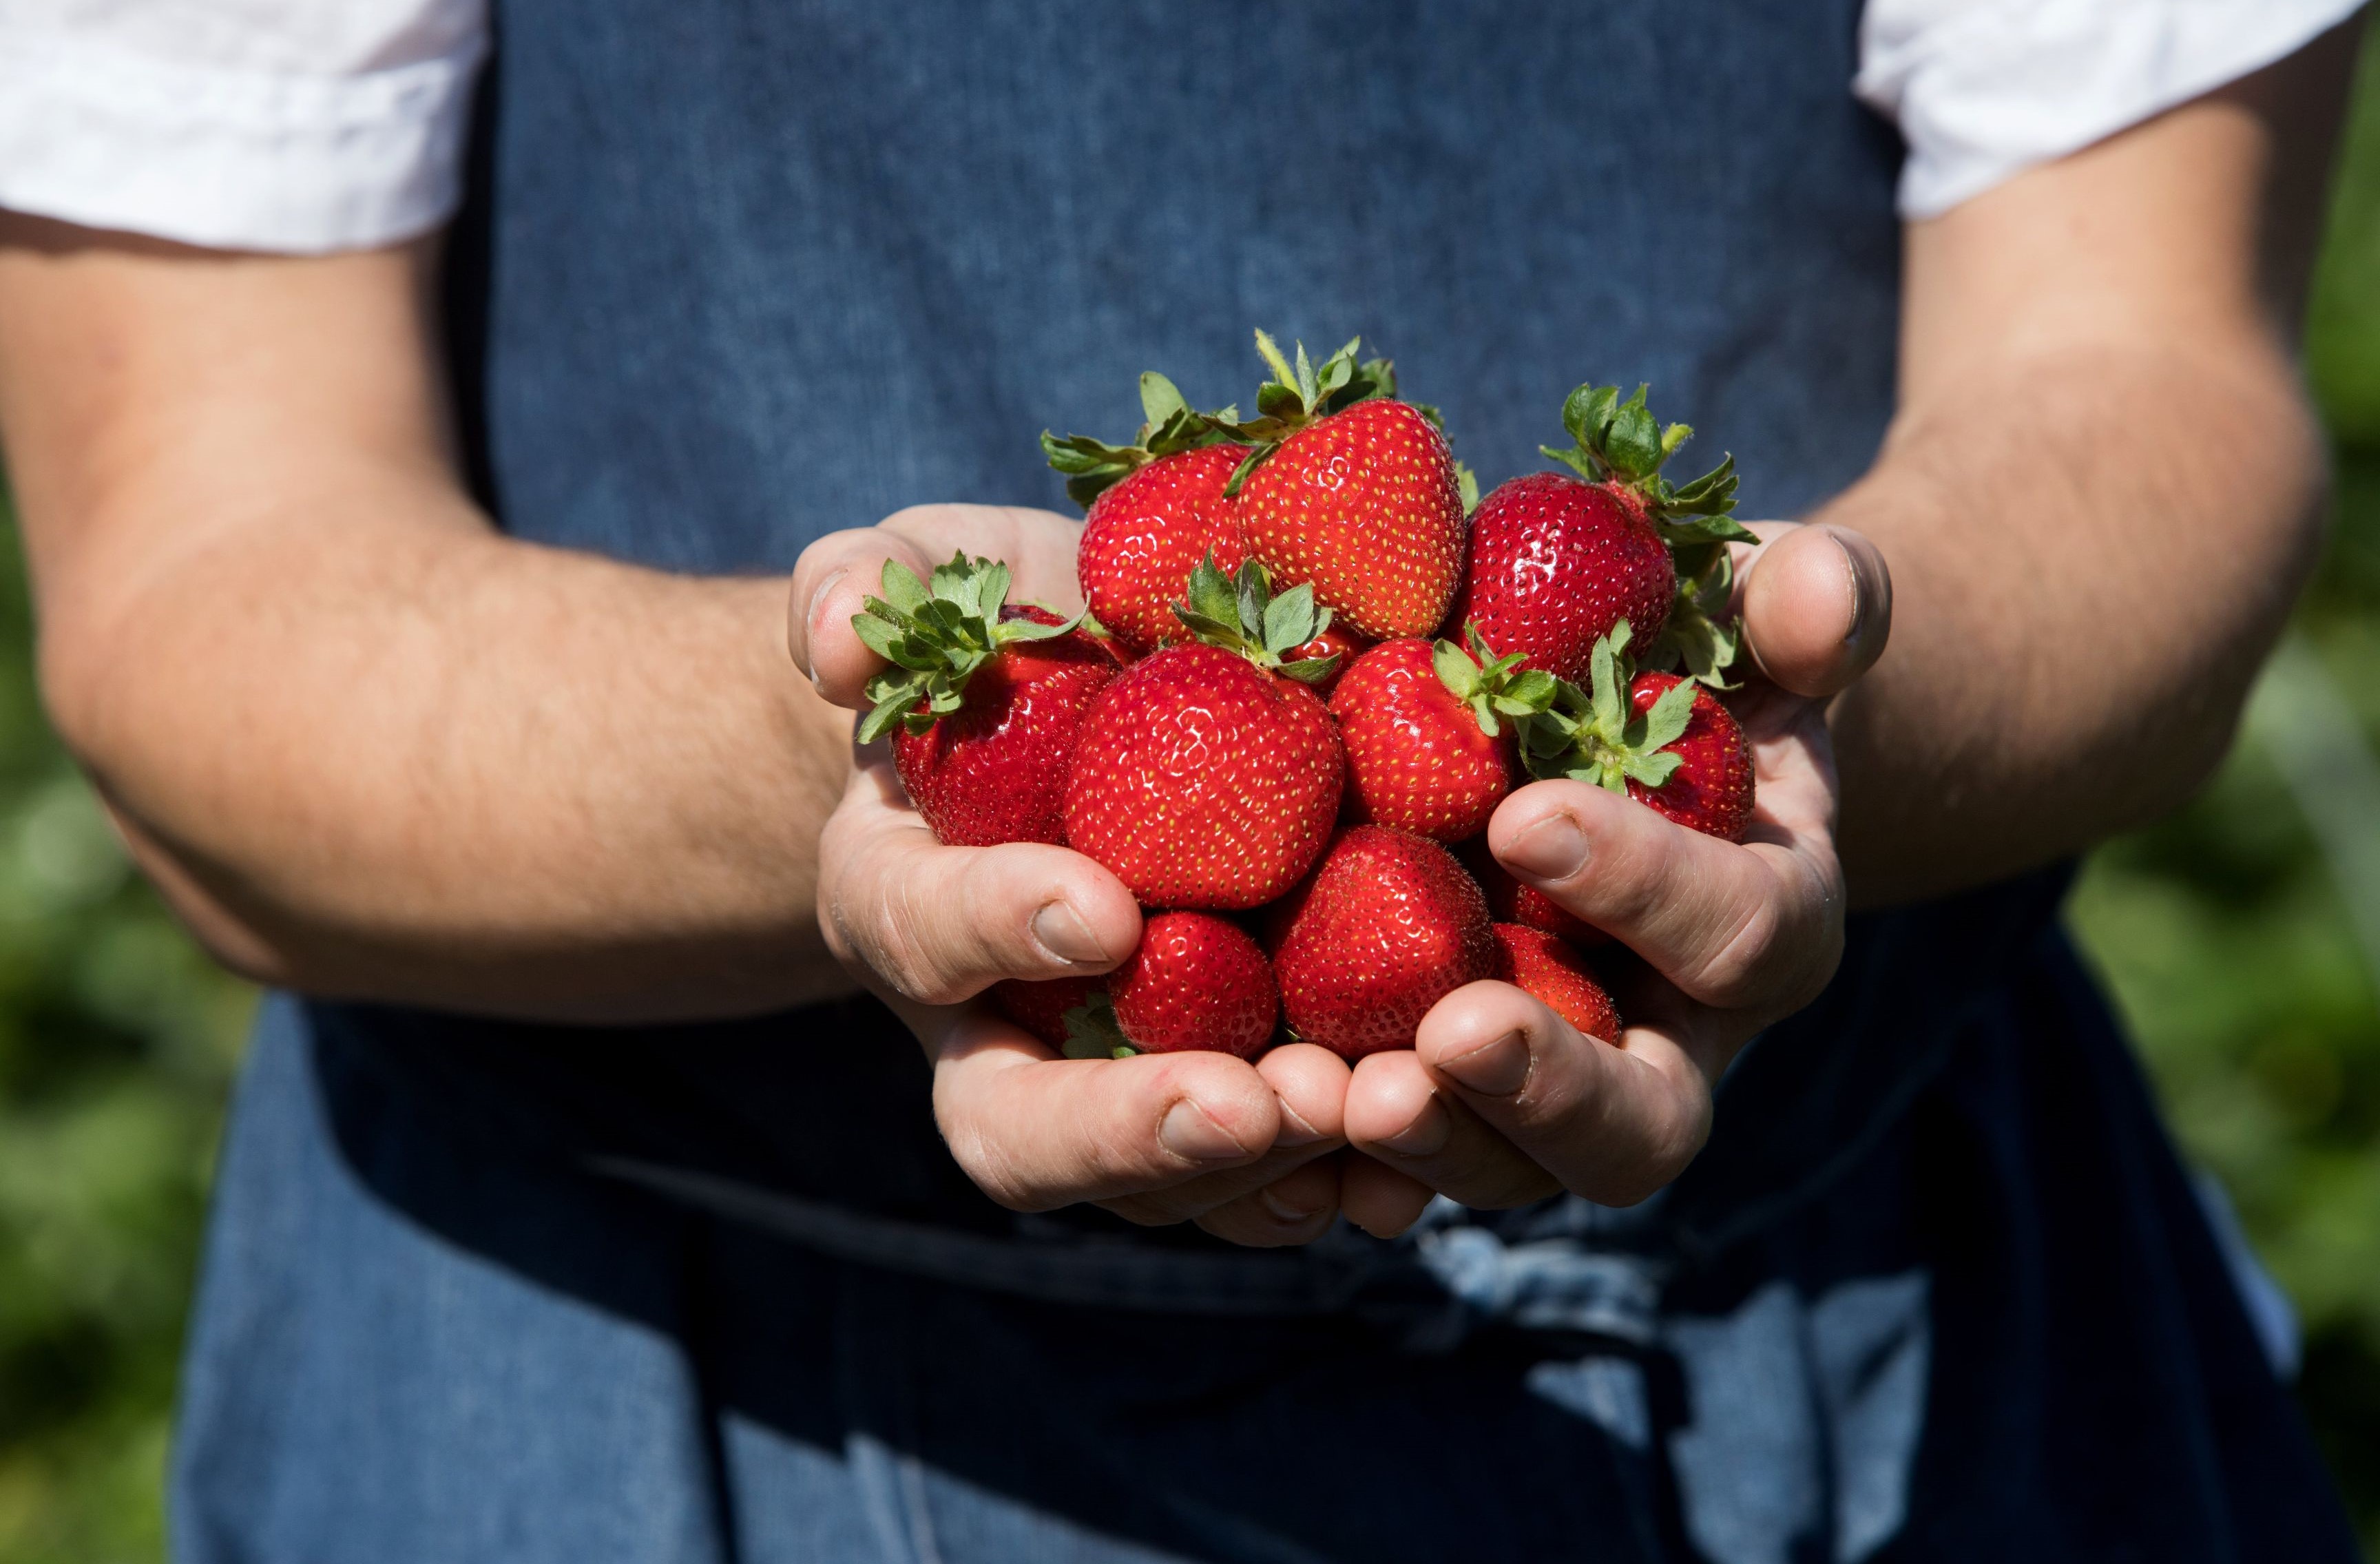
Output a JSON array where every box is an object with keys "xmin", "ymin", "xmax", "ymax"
[{"xmin": 169, "ymin": 3, "xmax": 2356, "ymax": 1560}]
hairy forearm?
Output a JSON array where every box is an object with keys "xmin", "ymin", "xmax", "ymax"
[
  {"xmin": 39, "ymin": 471, "xmax": 857, "ymax": 1021},
  {"xmin": 1819, "ymin": 333, "xmax": 2326, "ymax": 904}
]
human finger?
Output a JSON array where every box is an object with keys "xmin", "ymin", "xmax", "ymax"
[
  {"xmin": 932, "ymin": 1012, "xmax": 1280, "ymax": 1211},
  {"xmin": 1338, "ymin": 1154, "xmax": 1441, "ymax": 1240},
  {"xmin": 1413, "ymin": 979, "xmax": 1715, "ymax": 1207},
  {"xmin": 1094, "ymin": 1044, "xmax": 1350, "ymax": 1227},
  {"xmin": 817, "ymin": 758, "xmax": 1140, "ymax": 1005},
  {"xmin": 1190, "ymin": 1156, "xmax": 1346, "ymax": 1247},
  {"xmin": 1342, "ymin": 1046, "xmax": 1562, "ymax": 1210},
  {"xmin": 1485, "ymin": 779, "xmax": 1842, "ymax": 1014},
  {"xmin": 1732, "ymin": 521, "xmax": 1892, "ymax": 698}
]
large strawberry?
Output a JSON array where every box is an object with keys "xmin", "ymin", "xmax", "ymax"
[
  {"xmin": 1043, "ymin": 374, "xmax": 1251, "ymax": 656},
  {"xmin": 1491, "ymin": 924, "xmax": 1621, "ymax": 1041},
  {"xmin": 1063, "ymin": 559, "xmax": 1345, "ymax": 908},
  {"xmin": 1216, "ymin": 333, "xmax": 1470, "ymax": 641},
  {"xmin": 1455, "ymin": 383, "xmax": 1752, "ymax": 687},
  {"xmin": 1520, "ymin": 621, "xmax": 1756, "ymax": 842},
  {"xmin": 1459, "ymin": 838, "xmax": 1610, "ymax": 948},
  {"xmin": 1330, "ymin": 625, "xmax": 1555, "ymax": 842},
  {"xmin": 854, "ymin": 555, "xmax": 1118, "ymax": 846},
  {"xmin": 1271, "ymin": 825, "xmax": 1498, "ymax": 1060}
]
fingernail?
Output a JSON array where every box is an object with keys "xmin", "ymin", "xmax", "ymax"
[
  {"xmin": 1379, "ymin": 1094, "xmax": 1451, "ymax": 1158},
  {"xmin": 1031, "ymin": 901, "xmax": 1109, "ymax": 965},
  {"xmin": 1502, "ymin": 814, "xmax": 1587, "ymax": 881},
  {"xmin": 1833, "ymin": 534, "xmax": 1866, "ymax": 649},
  {"xmin": 1260, "ymin": 1185, "xmax": 1321, "ymax": 1223},
  {"xmin": 1274, "ymin": 1098, "xmax": 1330, "ymax": 1147},
  {"xmin": 1437, "ymin": 1030, "xmax": 1530, "ymax": 1096},
  {"xmin": 1160, "ymin": 1098, "xmax": 1253, "ymax": 1164},
  {"xmin": 805, "ymin": 570, "xmax": 849, "ymax": 643}
]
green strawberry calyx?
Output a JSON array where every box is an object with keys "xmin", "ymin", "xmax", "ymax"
[
  {"xmin": 1169, "ymin": 552, "xmax": 1344, "ymax": 685},
  {"xmin": 1541, "ymin": 381, "xmax": 1755, "ymax": 687},
  {"xmin": 1434, "ymin": 623, "xmax": 1560, "ymax": 738},
  {"xmin": 1061, "ymin": 990, "xmax": 1138, "ymax": 1060},
  {"xmin": 1211, "ymin": 330, "xmax": 1403, "ymax": 497},
  {"xmin": 1518, "ymin": 620, "xmax": 1701, "ymax": 795},
  {"xmin": 1040, "ymin": 372, "xmax": 1245, "ymax": 510},
  {"xmin": 853, "ymin": 553, "xmax": 1085, "ymax": 744}
]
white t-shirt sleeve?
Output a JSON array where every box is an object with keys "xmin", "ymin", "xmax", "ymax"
[
  {"xmin": 0, "ymin": 0, "xmax": 489, "ymax": 253},
  {"xmin": 1857, "ymin": 0, "xmax": 2366, "ymax": 218}
]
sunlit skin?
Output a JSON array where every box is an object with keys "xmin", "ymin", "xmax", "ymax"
[{"xmin": 0, "ymin": 30, "xmax": 2354, "ymax": 1244}]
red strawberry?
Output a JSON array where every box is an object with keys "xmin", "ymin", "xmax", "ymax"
[
  {"xmin": 1072, "ymin": 444, "xmax": 1249, "ymax": 654},
  {"xmin": 1107, "ymin": 912, "xmax": 1277, "ymax": 1057},
  {"xmin": 1454, "ymin": 383, "xmax": 1753, "ymax": 685},
  {"xmin": 1218, "ymin": 333, "xmax": 1466, "ymax": 640},
  {"xmin": 855, "ymin": 556, "xmax": 1119, "ymax": 846},
  {"xmin": 1458, "ymin": 837, "xmax": 1611, "ymax": 948},
  {"xmin": 1271, "ymin": 826, "xmax": 1498, "ymax": 1060},
  {"xmin": 1519, "ymin": 621, "xmax": 1756, "ymax": 843},
  {"xmin": 1285, "ymin": 623, "xmax": 1369, "ymax": 698},
  {"xmin": 1329, "ymin": 628, "xmax": 1554, "ymax": 842},
  {"xmin": 1063, "ymin": 590, "xmax": 1344, "ymax": 906},
  {"xmin": 1625, "ymin": 670, "xmax": 1755, "ymax": 842},
  {"xmin": 1491, "ymin": 924, "xmax": 1622, "ymax": 1041},
  {"xmin": 988, "ymin": 974, "xmax": 1102, "ymax": 1049}
]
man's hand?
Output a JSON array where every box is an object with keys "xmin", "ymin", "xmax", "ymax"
[
  {"xmin": 1339, "ymin": 522, "xmax": 1890, "ymax": 1235},
  {"xmin": 791, "ymin": 503, "xmax": 1353, "ymax": 1247}
]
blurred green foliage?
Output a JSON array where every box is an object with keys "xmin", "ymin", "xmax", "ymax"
[{"xmin": 0, "ymin": 28, "xmax": 2377, "ymax": 1563}]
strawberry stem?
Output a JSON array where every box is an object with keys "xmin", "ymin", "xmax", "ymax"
[
  {"xmin": 1518, "ymin": 621, "xmax": 1698, "ymax": 793},
  {"xmin": 1169, "ymin": 552, "xmax": 1343, "ymax": 685},
  {"xmin": 1041, "ymin": 371, "xmax": 1245, "ymax": 509},
  {"xmin": 853, "ymin": 553, "xmax": 1085, "ymax": 743}
]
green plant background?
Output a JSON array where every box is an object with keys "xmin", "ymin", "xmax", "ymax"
[{"xmin": 6, "ymin": 38, "xmax": 2380, "ymax": 1562}]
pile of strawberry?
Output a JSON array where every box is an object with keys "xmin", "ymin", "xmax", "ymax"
[{"xmin": 855, "ymin": 333, "xmax": 1758, "ymax": 1062}]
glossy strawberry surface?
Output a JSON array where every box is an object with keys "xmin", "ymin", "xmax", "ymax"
[
  {"xmin": 1453, "ymin": 472, "xmax": 1675, "ymax": 682},
  {"xmin": 1626, "ymin": 671, "xmax": 1755, "ymax": 842},
  {"xmin": 987, "ymin": 973, "xmax": 1102, "ymax": 1050},
  {"xmin": 1458, "ymin": 837, "xmax": 1611, "ymax": 947},
  {"xmin": 1076, "ymin": 445, "xmax": 1249, "ymax": 655},
  {"xmin": 1111, "ymin": 911, "xmax": 1278, "ymax": 1056},
  {"xmin": 1237, "ymin": 400, "xmax": 1465, "ymax": 640},
  {"xmin": 1330, "ymin": 639, "xmax": 1514, "ymax": 842},
  {"xmin": 1063, "ymin": 644, "xmax": 1344, "ymax": 908},
  {"xmin": 892, "ymin": 610, "xmax": 1120, "ymax": 847},
  {"xmin": 1271, "ymin": 825, "xmax": 1496, "ymax": 1059},
  {"xmin": 1492, "ymin": 924, "xmax": 1621, "ymax": 1041}
]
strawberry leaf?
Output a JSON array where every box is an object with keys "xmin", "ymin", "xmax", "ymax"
[
  {"xmin": 1635, "ymin": 678, "xmax": 1700, "ymax": 753},
  {"xmin": 877, "ymin": 559, "xmax": 931, "ymax": 616},
  {"xmin": 1262, "ymin": 582, "xmax": 1322, "ymax": 656},
  {"xmin": 1277, "ymin": 654, "xmax": 1342, "ymax": 685}
]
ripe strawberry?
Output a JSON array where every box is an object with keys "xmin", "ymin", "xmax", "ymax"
[
  {"xmin": 1063, "ymin": 560, "xmax": 1345, "ymax": 908},
  {"xmin": 988, "ymin": 974, "xmax": 1102, "ymax": 1049},
  {"xmin": 1458, "ymin": 837, "xmax": 1611, "ymax": 948},
  {"xmin": 1044, "ymin": 374, "xmax": 1253, "ymax": 656},
  {"xmin": 1271, "ymin": 826, "xmax": 1498, "ymax": 1060},
  {"xmin": 854, "ymin": 555, "xmax": 1118, "ymax": 846},
  {"xmin": 1108, "ymin": 912, "xmax": 1277, "ymax": 1057},
  {"xmin": 1285, "ymin": 623, "xmax": 1369, "ymax": 698},
  {"xmin": 1454, "ymin": 383, "xmax": 1753, "ymax": 686},
  {"xmin": 1491, "ymin": 924, "xmax": 1622, "ymax": 1041},
  {"xmin": 1217, "ymin": 333, "xmax": 1468, "ymax": 640},
  {"xmin": 1519, "ymin": 621, "xmax": 1756, "ymax": 842},
  {"xmin": 1329, "ymin": 627, "xmax": 1555, "ymax": 842}
]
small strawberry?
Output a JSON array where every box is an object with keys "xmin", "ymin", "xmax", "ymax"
[
  {"xmin": 1044, "ymin": 374, "xmax": 1251, "ymax": 656},
  {"xmin": 1107, "ymin": 911, "xmax": 1278, "ymax": 1058},
  {"xmin": 1329, "ymin": 626, "xmax": 1556, "ymax": 842},
  {"xmin": 1216, "ymin": 333, "xmax": 1469, "ymax": 641},
  {"xmin": 1454, "ymin": 383, "xmax": 1752, "ymax": 686},
  {"xmin": 988, "ymin": 974, "xmax": 1103, "ymax": 1050},
  {"xmin": 1458, "ymin": 838, "xmax": 1611, "ymax": 948},
  {"xmin": 854, "ymin": 555, "xmax": 1118, "ymax": 846},
  {"xmin": 1520, "ymin": 621, "xmax": 1756, "ymax": 842},
  {"xmin": 1491, "ymin": 924, "xmax": 1622, "ymax": 1041},
  {"xmin": 1063, "ymin": 560, "xmax": 1345, "ymax": 908},
  {"xmin": 1271, "ymin": 826, "xmax": 1498, "ymax": 1060}
]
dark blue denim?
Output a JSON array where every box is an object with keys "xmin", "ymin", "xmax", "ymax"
[{"xmin": 169, "ymin": 1, "xmax": 2355, "ymax": 1558}]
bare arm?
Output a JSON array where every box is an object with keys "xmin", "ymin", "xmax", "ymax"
[
  {"xmin": 1824, "ymin": 25, "xmax": 2360, "ymax": 904},
  {"xmin": 0, "ymin": 222, "xmax": 860, "ymax": 1021}
]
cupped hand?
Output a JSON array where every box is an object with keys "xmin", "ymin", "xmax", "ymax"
[
  {"xmin": 793, "ymin": 504, "xmax": 1353, "ymax": 1247},
  {"xmin": 1339, "ymin": 521, "xmax": 1890, "ymax": 1236}
]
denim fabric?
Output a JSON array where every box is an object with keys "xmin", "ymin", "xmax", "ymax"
[{"xmin": 170, "ymin": 1, "xmax": 2357, "ymax": 1558}]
